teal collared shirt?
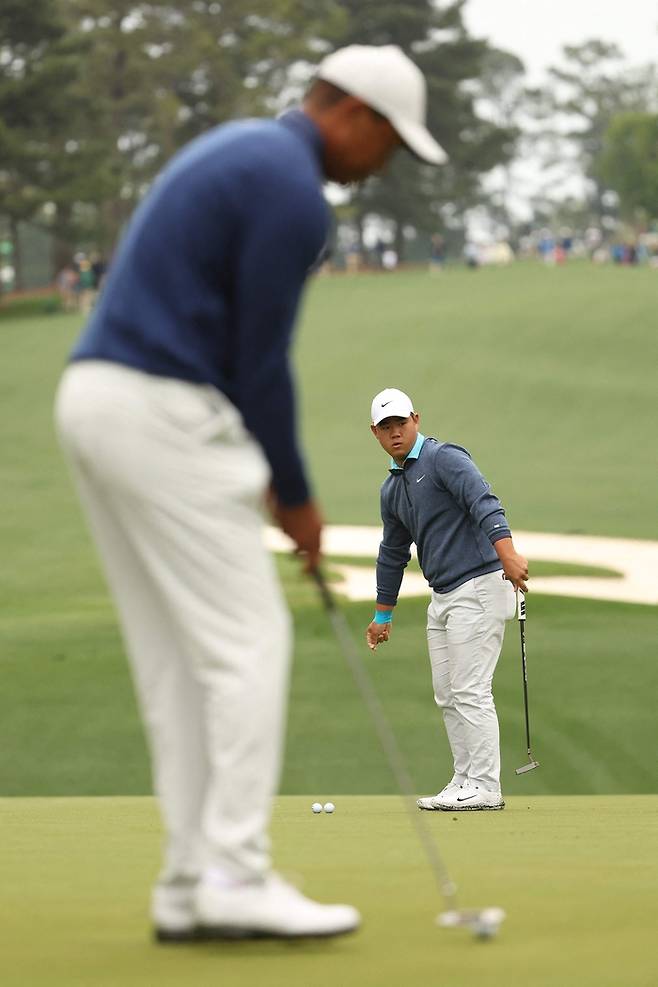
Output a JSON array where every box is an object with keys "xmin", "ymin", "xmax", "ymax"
[{"xmin": 390, "ymin": 433, "xmax": 425, "ymax": 472}]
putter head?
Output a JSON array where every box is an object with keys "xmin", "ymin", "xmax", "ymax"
[
  {"xmin": 437, "ymin": 907, "xmax": 506, "ymax": 940},
  {"xmin": 515, "ymin": 759, "xmax": 540, "ymax": 775}
]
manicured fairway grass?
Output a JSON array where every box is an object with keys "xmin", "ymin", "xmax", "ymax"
[
  {"xmin": 298, "ymin": 263, "xmax": 658, "ymax": 537},
  {"xmin": 1, "ymin": 262, "xmax": 657, "ymax": 798},
  {"xmin": 2, "ymin": 795, "xmax": 656, "ymax": 987},
  {"xmin": 2, "ymin": 564, "xmax": 657, "ymax": 796}
]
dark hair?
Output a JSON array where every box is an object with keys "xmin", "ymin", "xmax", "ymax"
[
  {"xmin": 304, "ymin": 78, "xmax": 387, "ymax": 122},
  {"xmin": 304, "ymin": 79, "xmax": 350, "ymax": 108}
]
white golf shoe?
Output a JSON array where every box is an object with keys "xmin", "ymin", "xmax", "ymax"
[
  {"xmin": 194, "ymin": 872, "xmax": 360, "ymax": 939},
  {"xmin": 152, "ymin": 881, "xmax": 198, "ymax": 942},
  {"xmin": 417, "ymin": 779, "xmax": 462, "ymax": 810},
  {"xmin": 439, "ymin": 781, "xmax": 505, "ymax": 811}
]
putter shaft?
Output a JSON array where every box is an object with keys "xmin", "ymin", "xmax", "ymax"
[
  {"xmin": 516, "ymin": 590, "xmax": 539, "ymax": 774},
  {"xmin": 310, "ymin": 568, "xmax": 457, "ymax": 907},
  {"xmin": 312, "ymin": 567, "xmax": 506, "ymax": 935}
]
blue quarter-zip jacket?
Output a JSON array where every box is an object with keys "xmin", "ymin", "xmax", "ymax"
[
  {"xmin": 70, "ymin": 110, "xmax": 329, "ymax": 506},
  {"xmin": 376, "ymin": 437, "xmax": 512, "ymax": 605}
]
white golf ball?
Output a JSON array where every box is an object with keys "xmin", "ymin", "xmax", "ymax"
[
  {"xmin": 474, "ymin": 907, "xmax": 505, "ymax": 940},
  {"xmin": 311, "ymin": 802, "xmax": 323, "ymax": 814},
  {"xmin": 323, "ymin": 802, "xmax": 335, "ymax": 813}
]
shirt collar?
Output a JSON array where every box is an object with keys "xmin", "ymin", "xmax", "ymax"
[
  {"xmin": 389, "ymin": 433, "xmax": 425, "ymax": 472},
  {"xmin": 277, "ymin": 109, "xmax": 324, "ymax": 166}
]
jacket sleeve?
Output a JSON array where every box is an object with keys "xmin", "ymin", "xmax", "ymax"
[
  {"xmin": 376, "ymin": 490, "xmax": 413, "ymax": 606},
  {"xmin": 232, "ymin": 170, "xmax": 328, "ymax": 506},
  {"xmin": 434, "ymin": 444, "xmax": 511, "ymax": 544}
]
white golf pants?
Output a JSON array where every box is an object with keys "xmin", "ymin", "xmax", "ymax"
[
  {"xmin": 426, "ymin": 572, "xmax": 516, "ymax": 791},
  {"xmin": 55, "ymin": 361, "xmax": 291, "ymax": 889}
]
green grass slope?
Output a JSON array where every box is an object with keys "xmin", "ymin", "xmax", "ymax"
[
  {"xmin": 298, "ymin": 263, "xmax": 658, "ymax": 536},
  {"xmin": 1, "ymin": 263, "xmax": 656, "ymax": 797},
  {"xmin": 2, "ymin": 557, "xmax": 656, "ymax": 796}
]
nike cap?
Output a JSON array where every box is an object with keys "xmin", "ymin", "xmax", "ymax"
[
  {"xmin": 316, "ymin": 45, "xmax": 446, "ymax": 165},
  {"xmin": 371, "ymin": 388, "xmax": 415, "ymax": 425}
]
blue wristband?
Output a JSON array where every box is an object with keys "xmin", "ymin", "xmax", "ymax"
[{"xmin": 374, "ymin": 610, "xmax": 393, "ymax": 624}]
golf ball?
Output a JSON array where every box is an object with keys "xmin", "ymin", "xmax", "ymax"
[
  {"xmin": 311, "ymin": 802, "xmax": 323, "ymax": 814},
  {"xmin": 474, "ymin": 907, "xmax": 505, "ymax": 940},
  {"xmin": 323, "ymin": 802, "xmax": 335, "ymax": 813}
]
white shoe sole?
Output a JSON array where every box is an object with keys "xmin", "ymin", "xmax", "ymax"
[
  {"xmin": 439, "ymin": 801, "xmax": 505, "ymax": 812},
  {"xmin": 417, "ymin": 791, "xmax": 460, "ymax": 810}
]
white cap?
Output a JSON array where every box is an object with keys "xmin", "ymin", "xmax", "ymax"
[
  {"xmin": 371, "ymin": 388, "xmax": 415, "ymax": 425},
  {"xmin": 317, "ymin": 45, "xmax": 446, "ymax": 165}
]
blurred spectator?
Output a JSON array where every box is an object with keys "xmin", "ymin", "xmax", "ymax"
[
  {"xmin": 56, "ymin": 264, "xmax": 79, "ymax": 312},
  {"xmin": 374, "ymin": 238, "xmax": 386, "ymax": 269},
  {"xmin": 538, "ymin": 231, "xmax": 555, "ymax": 264},
  {"xmin": 611, "ymin": 243, "xmax": 625, "ymax": 264},
  {"xmin": 345, "ymin": 240, "xmax": 361, "ymax": 274},
  {"xmin": 429, "ymin": 233, "xmax": 446, "ymax": 274},
  {"xmin": 464, "ymin": 241, "xmax": 480, "ymax": 269},
  {"xmin": 90, "ymin": 253, "xmax": 108, "ymax": 292},
  {"xmin": 77, "ymin": 259, "xmax": 96, "ymax": 314}
]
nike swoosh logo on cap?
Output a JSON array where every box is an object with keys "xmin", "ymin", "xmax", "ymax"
[{"xmin": 381, "ymin": 400, "xmax": 392, "ymax": 407}]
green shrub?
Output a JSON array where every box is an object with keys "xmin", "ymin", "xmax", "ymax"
[{"xmin": 0, "ymin": 293, "xmax": 63, "ymax": 319}]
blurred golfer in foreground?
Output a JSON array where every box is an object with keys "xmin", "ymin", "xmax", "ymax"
[
  {"xmin": 55, "ymin": 47, "xmax": 444, "ymax": 941},
  {"xmin": 367, "ymin": 389, "xmax": 529, "ymax": 813}
]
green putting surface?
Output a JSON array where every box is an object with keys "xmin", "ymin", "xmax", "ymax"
[{"xmin": 2, "ymin": 795, "xmax": 656, "ymax": 986}]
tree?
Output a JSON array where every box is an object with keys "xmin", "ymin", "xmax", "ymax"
[
  {"xmin": 525, "ymin": 41, "xmax": 657, "ymax": 222},
  {"xmin": 466, "ymin": 48, "xmax": 526, "ymax": 239},
  {"xmin": 2, "ymin": 0, "xmax": 524, "ymax": 270},
  {"xmin": 52, "ymin": 0, "xmax": 349, "ymax": 249},
  {"xmin": 316, "ymin": 0, "xmax": 520, "ymax": 258},
  {"xmin": 0, "ymin": 0, "xmax": 87, "ymax": 284},
  {"xmin": 598, "ymin": 113, "xmax": 658, "ymax": 223}
]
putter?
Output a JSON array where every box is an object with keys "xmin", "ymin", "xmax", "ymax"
[
  {"xmin": 311, "ymin": 567, "xmax": 505, "ymax": 940},
  {"xmin": 515, "ymin": 590, "xmax": 540, "ymax": 775}
]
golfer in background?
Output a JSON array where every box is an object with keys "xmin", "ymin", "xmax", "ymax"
[
  {"xmin": 55, "ymin": 47, "xmax": 444, "ymax": 942},
  {"xmin": 366, "ymin": 389, "xmax": 529, "ymax": 812}
]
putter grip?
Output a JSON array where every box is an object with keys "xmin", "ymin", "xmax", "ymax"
[{"xmin": 517, "ymin": 590, "xmax": 526, "ymax": 621}]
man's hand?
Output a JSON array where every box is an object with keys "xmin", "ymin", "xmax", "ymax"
[
  {"xmin": 495, "ymin": 537, "xmax": 529, "ymax": 592},
  {"xmin": 366, "ymin": 619, "xmax": 392, "ymax": 651},
  {"xmin": 502, "ymin": 554, "xmax": 529, "ymax": 592},
  {"xmin": 270, "ymin": 496, "xmax": 323, "ymax": 573}
]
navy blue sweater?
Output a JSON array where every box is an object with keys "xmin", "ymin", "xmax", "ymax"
[
  {"xmin": 71, "ymin": 111, "xmax": 329, "ymax": 506},
  {"xmin": 377, "ymin": 438, "xmax": 511, "ymax": 605}
]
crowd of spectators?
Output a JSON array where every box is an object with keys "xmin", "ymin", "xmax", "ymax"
[{"xmin": 56, "ymin": 252, "xmax": 107, "ymax": 313}]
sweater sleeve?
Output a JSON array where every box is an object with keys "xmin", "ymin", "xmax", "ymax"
[
  {"xmin": 376, "ymin": 491, "xmax": 413, "ymax": 606},
  {"xmin": 232, "ymin": 171, "xmax": 328, "ymax": 506},
  {"xmin": 434, "ymin": 444, "xmax": 511, "ymax": 544}
]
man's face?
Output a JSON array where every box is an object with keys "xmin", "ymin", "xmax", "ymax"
[
  {"xmin": 371, "ymin": 413, "xmax": 420, "ymax": 462},
  {"xmin": 322, "ymin": 104, "xmax": 402, "ymax": 183}
]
